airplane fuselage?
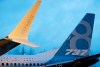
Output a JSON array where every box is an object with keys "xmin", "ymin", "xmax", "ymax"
[{"xmin": 0, "ymin": 53, "xmax": 100, "ymax": 67}]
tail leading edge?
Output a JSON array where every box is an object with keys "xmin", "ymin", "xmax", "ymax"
[{"xmin": 47, "ymin": 13, "xmax": 95, "ymax": 64}]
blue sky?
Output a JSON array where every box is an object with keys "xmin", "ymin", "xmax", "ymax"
[{"xmin": 0, "ymin": 0, "xmax": 100, "ymax": 66}]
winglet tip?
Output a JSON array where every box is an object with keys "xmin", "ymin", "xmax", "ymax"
[{"xmin": 37, "ymin": 0, "xmax": 42, "ymax": 2}]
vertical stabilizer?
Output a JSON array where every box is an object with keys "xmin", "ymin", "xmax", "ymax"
[
  {"xmin": 46, "ymin": 13, "xmax": 95, "ymax": 64},
  {"xmin": 55, "ymin": 13, "xmax": 95, "ymax": 57}
]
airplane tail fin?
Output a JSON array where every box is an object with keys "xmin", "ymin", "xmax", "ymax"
[
  {"xmin": 55, "ymin": 13, "xmax": 95, "ymax": 57},
  {"xmin": 7, "ymin": 0, "xmax": 41, "ymax": 48},
  {"xmin": 46, "ymin": 13, "xmax": 95, "ymax": 64}
]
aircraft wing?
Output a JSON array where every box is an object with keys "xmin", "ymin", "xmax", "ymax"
[
  {"xmin": 0, "ymin": 38, "xmax": 20, "ymax": 56},
  {"xmin": 0, "ymin": 0, "xmax": 41, "ymax": 56}
]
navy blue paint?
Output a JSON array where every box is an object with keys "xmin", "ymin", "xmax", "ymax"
[
  {"xmin": 76, "ymin": 39, "xmax": 89, "ymax": 49},
  {"xmin": 76, "ymin": 24, "xmax": 86, "ymax": 34}
]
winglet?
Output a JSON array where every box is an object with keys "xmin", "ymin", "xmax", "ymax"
[
  {"xmin": 8, "ymin": 0, "xmax": 41, "ymax": 40},
  {"xmin": 7, "ymin": 0, "xmax": 41, "ymax": 48}
]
